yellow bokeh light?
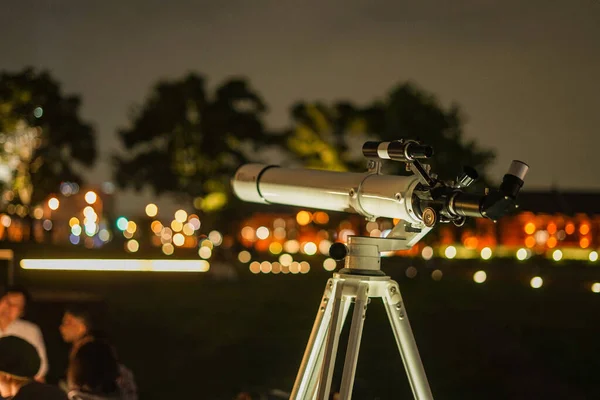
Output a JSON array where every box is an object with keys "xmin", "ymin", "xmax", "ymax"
[
  {"xmin": 530, "ymin": 276, "xmax": 543, "ymax": 289},
  {"xmin": 48, "ymin": 197, "xmax": 59, "ymax": 210},
  {"xmin": 552, "ymin": 249, "xmax": 563, "ymax": 261},
  {"xmin": 174, "ymin": 210, "xmax": 188, "ymax": 223},
  {"xmin": 171, "ymin": 220, "xmax": 183, "ymax": 232},
  {"xmin": 33, "ymin": 207, "xmax": 44, "ymax": 219},
  {"xmin": 444, "ymin": 246, "xmax": 457, "ymax": 259},
  {"xmin": 269, "ymin": 242, "xmax": 283, "ymax": 255},
  {"xmin": 589, "ymin": 251, "xmax": 599, "ymax": 262},
  {"xmin": 84, "ymin": 191, "xmax": 97, "ymax": 204},
  {"xmin": 238, "ymin": 251, "xmax": 252, "ymax": 263},
  {"xmin": 162, "ymin": 243, "xmax": 174, "ymax": 255},
  {"xmin": 279, "ymin": 254, "xmax": 293, "ymax": 267},
  {"xmin": 480, "ymin": 247, "xmax": 492, "ymax": 260},
  {"xmin": 284, "ymin": 240, "xmax": 300, "ymax": 254},
  {"xmin": 473, "ymin": 270, "xmax": 487, "ymax": 283},
  {"xmin": 592, "ymin": 283, "xmax": 600, "ymax": 293},
  {"xmin": 296, "ymin": 211, "xmax": 312, "ymax": 226},
  {"xmin": 69, "ymin": 217, "xmax": 80, "ymax": 227},
  {"xmin": 198, "ymin": 246, "xmax": 212, "ymax": 259},
  {"xmin": 182, "ymin": 223, "xmax": 195, "ymax": 236},
  {"xmin": 524, "ymin": 222, "xmax": 536, "ymax": 235},
  {"xmin": 145, "ymin": 203, "xmax": 158, "ymax": 217},
  {"xmin": 126, "ymin": 221, "xmax": 137, "ymax": 234}
]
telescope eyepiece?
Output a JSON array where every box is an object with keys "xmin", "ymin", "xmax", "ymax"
[{"xmin": 362, "ymin": 140, "xmax": 433, "ymax": 162}]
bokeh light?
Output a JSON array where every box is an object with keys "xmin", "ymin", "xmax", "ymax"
[
  {"xmin": 174, "ymin": 209, "xmax": 188, "ymax": 223},
  {"xmin": 422, "ymin": 246, "xmax": 433, "ymax": 260},
  {"xmin": 145, "ymin": 203, "xmax": 158, "ymax": 217},
  {"xmin": 480, "ymin": 247, "xmax": 492, "ymax": 260},
  {"xmin": 126, "ymin": 240, "xmax": 139, "ymax": 253},
  {"xmin": 296, "ymin": 211, "xmax": 312, "ymax": 226},
  {"xmin": 530, "ymin": 276, "xmax": 543, "ymax": 289},
  {"xmin": 323, "ymin": 258, "xmax": 337, "ymax": 271},
  {"xmin": 444, "ymin": 246, "xmax": 457, "ymax": 259},
  {"xmin": 48, "ymin": 197, "xmax": 59, "ymax": 210},
  {"xmin": 473, "ymin": 270, "xmax": 487, "ymax": 283},
  {"xmin": 238, "ymin": 251, "xmax": 252, "ymax": 263},
  {"xmin": 84, "ymin": 191, "xmax": 97, "ymax": 204}
]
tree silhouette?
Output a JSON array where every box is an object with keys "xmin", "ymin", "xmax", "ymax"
[
  {"xmin": 285, "ymin": 82, "xmax": 495, "ymax": 183},
  {"xmin": 0, "ymin": 68, "xmax": 96, "ymax": 209},
  {"xmin": 114, "ymin": 73, "xmax": 270, "ymax": 222}
]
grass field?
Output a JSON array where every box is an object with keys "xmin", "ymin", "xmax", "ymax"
[{"xmin": 6, "ymin": 244, "xmax": 600, "ymax": 399}]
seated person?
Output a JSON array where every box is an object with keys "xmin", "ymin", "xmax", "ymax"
[
  {"xmin": 60, "ymin": 306, "xmax": 137, "ymax": 400},
  {"xmin": 0, "ymin": 335, "xmax": 67, "ymax": 399},
  {"xmin": 0, "ymin": 285, "xmax": 48, "ymax": 382},
  {"xmin": 66, "ymin": 339, "xmax": 122, "ymax": 400}
]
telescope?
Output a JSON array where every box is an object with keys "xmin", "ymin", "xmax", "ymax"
[
  {"xmin": 232, "ymin": 139, "xmax": 529, "ymax": 400},
  {"xmin": 233, "ymin": 138, "xmax": 528, "ymax": 236}
]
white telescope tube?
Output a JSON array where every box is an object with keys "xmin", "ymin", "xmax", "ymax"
[{"xmin": 232, "ymin": 164, "xmax": 422, "ymax": 224}]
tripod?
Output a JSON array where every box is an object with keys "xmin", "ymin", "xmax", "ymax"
[{"xmin": 290, "ymin": 233, "xmax": 434, "ymax": 400}]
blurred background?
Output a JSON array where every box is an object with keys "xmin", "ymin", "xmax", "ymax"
[{"xmin": 0, "ymin": 1, "xmax": 599, "ymax": 398}]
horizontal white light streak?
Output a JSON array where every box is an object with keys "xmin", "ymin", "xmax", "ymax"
[{"xmin": 20, "ymin": 259, "xmax": 209, "ymax": 272}]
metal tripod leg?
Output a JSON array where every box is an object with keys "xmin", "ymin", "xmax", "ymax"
[
  {"xmin": 291, "ymin": 279, "xmax": 352, "ymax": 400},
  {"xmin": 383, "ymin": 281, "xmax": 433, "ymax": 400},
  {"xmin": 339, "ymin": 282, "xmax": 369, "ymax": 400},
  {"xmin": 315, "ymin": 280, "xmax": 347, "ymax": 400},
  {"xmin": 292, "ymin": 274, "xmax": 433, "ymax": 400}
]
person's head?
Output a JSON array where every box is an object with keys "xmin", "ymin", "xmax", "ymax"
[
  {"xmin": 0, "ymin": 336, "xmax": 40, "ymax": 397},
  {"xmin": 60, "ymin": 305, "xmax": 93, "ymax": 344},
  {"xmin": 67, "ymin": 339, "xmax": 119, "ymax": 395},
  {"xmin": 0, "ymin": 285, "xmax": 31, "ymax": 324}
]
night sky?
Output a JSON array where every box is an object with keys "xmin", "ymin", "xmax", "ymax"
[{"xmin": 2, "ymin": 1, "xmax": 599, "ymax": 214}]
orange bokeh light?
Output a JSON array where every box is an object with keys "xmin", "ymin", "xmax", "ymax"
[
  {"xmin": 547, "ymin": 236, "xmax": 557, "ymax": 248},
  {"xmin": 579, "ymin": 223, "xmax": 590, "ymax": 236},
  {"xmin": 464, "ymin": 237, "xmax": 479, "ymax": 249},
  {"xmin": 525, "ymin": 236, "xmax": 536, "ymax": 248},
  {"xmin": 580, "ymin": 237, "xmax": 590, "ymax": 248},
  {"xmin": 547, "ymin": 222, "xmax": 557, "ymax": 235},
  {"xmin": 313, "ymin": 212, "xmax": 329, "ymax": 225},
  {"xmin": 565, "ymin": 223, "xmax": 575, "ymax": 235},
  {"xmin": 524, "ymin": 222, "xmax": 536, "ymax": 235}
]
